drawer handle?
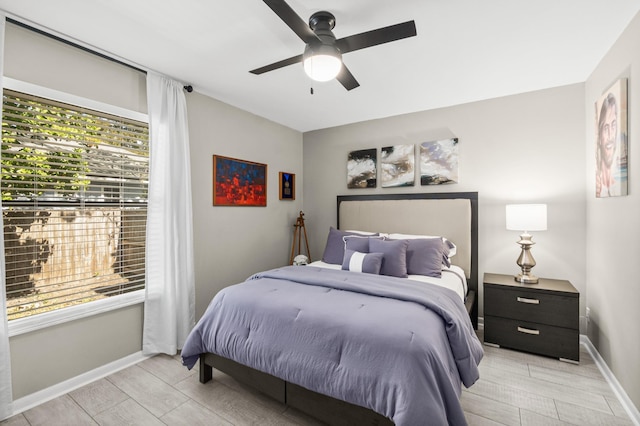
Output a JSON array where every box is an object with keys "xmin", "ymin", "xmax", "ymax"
[
  {"xmin": 517, "ymin": 326, "xmax": 540, "ymax": 335},
  {"xmin": 517, "ymin": 296, "xmax": 540, "ymax": 305}
]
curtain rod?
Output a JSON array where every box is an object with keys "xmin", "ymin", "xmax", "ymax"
[{"xmin": 6, "ymin": 17, "xmax": 193, "ymax": 92}]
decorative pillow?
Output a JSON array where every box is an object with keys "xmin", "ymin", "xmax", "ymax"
[
  {"xmin": 404, "ymin": 238, "xmax": 445, "ymax": 277},
  {"xmin": 443, "ymin": 238, "xmax": 456, "ymax": 258},
  {"xmin": 322, "ymin": 227, "xmax": 378, "ymax": 264},
  {"xmin": 388, "ymin": 233, "xmax": 456, "ymax": 266},
  {"xmin": 343, "ymin": 235, "xmax": 384, "ymax": 253},
  {"xmin": 342, "ymin": 250, "xmax": 384, "ymax": 274},
  {"xmin": 387, "ymin": 233, "xmax": 457, "ymax": 256},
  {"xmin": 369, "ymin": 238, "xmax": 409, "ymax": 278},
  {"xmin": 442, "ymin": 240, "xmax": 455, "ymax": 267}
]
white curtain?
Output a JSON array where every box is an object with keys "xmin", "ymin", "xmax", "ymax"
[
  {"xmin": 0, "ymin": 15, "xmax": 13, "ymax": 421},
  {"xmin": 143, "ymin": 72, "xmax": 195, "ymax": 355}
]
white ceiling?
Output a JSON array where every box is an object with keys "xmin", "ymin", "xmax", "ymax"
[{"xmin": 0, "ymin": 1, "xmax": 638, "ymax": 132}]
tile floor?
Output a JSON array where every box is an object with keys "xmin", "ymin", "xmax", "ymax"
[{"xmin": 0, "ymin": 332, "xmax": 634, "ymax": 425}]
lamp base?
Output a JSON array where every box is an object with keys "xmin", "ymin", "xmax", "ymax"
[
  {"xmin": 514, "ymin": 273, "xmax": 539, "ymax": 284},
  {"xmin": 514, "ymin": 232, "xmax": 539, "ymax": 284}
]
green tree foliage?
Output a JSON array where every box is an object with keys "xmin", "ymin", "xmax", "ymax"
[
  {"xmin": 2, "ymin": 94, "xmax": 89, "ymax": 201},
  {"xmin": 1, "ymin": 91, "xmax": 149, "ymax": 202}
]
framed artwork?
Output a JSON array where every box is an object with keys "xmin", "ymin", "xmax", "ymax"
[
  {"xmin": 380, "ymin": 144, "xmax": 415, "ymax": 188},
  {"xmin": 595, "ymin": 78, "xmax": 628, "ymax": 198},
  {"xmin": 212, "ymin": 155, "xmax": 267, "ymax": 206},
  {"xmin": 279, "ymin": 172, "xmax": 295, "ymax": 200},
  {"xmin": 420, "ymin": 138, "xmax": 459, "ymax": 185},
  {"xmin": 347, "ymin": 148, "xmax": 377, "ymax": 188}
]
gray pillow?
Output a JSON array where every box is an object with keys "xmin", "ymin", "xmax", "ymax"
[
  {"xmin": 342, "ymin": 250, "xmax": 383, "ymax": 274},
  {"xmin": 388, "ymin": 233, "xmax": 456, "ymax": 267},
  {"xmin": 404, "ymin": 238, "xmax": 445, "ymax": 277},
  {"xmin": 322, "ymin": 227, "xmax": 371, "ymax": 264},
  {"xmin": 369, "ymin": 238, "xmax": 409, "ymax": 278},
  {"xmin": 344, "ymin": 235, "xmax": 385, "ymax": 253},
  {"xmin": 442, "ymin": 239, "xmax": 455, "ymax": 267}
]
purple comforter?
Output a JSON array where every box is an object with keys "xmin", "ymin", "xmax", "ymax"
[{"xmin": 182, "ymin": 266, "xmax": 483, "ymax": 425}]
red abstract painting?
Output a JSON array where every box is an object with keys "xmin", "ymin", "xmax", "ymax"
[{"xmin": 213, "ymin": 155, "xmax": 267, "ymax": 206}]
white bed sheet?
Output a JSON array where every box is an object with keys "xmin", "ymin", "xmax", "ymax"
[{"xmin": 307, "ymin": 261, "xmax": 468, "ymax": 301}]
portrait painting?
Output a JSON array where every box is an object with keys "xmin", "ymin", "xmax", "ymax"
[
  {"xmin": 347, "ymin": 148, "xmax": 377, "ymax": 188},
  {"xmin": 420, "ymin": 138, "xmax": 459, "ymax": 185},
  {"xmin": 279, "ymin": 172, "xmax": 295, "ymax": 200},
  {"xmin": 595, "ymin": 78, "xmax": 627, "ymax": 198},
  {"xmin": 380, "ymin": 144, "xmax": 415, "ymax": 188},
  {"xmin": 213, "ymin": 155, "xmax": 267, "ymax": 206}
]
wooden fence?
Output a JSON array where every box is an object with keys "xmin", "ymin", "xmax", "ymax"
[{"xmin": 3, "ymin": 207, "xmax": 146, "ymax": 319}]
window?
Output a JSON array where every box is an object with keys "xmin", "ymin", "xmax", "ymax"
[{"xmin": 1, "ymin": 83, "xmax": 149, "ymax": 323}]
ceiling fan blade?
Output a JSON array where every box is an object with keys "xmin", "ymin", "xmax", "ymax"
[
  {"xmin": 250, "ymin": 54, "xmax": 303, "ymax": 75},
  {"xmin": 336, "ymin": 65, "xmax": 360, "ymax": 91},
  {"xmin": 336, "ymin": 21, "xmax": 417, "ymax": 54},
  {"xmin": 262, "ymin": 0, "xmax": 320, "ymax": 44}
]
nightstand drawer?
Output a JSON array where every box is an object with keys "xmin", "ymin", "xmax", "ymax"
[
  {"xmin": 484, "ymin": 316, "xmax": 579, "ymax": 361},
  {"xmin": 484, "ymin": 285, "xmax": 578, "ymax": 329}
]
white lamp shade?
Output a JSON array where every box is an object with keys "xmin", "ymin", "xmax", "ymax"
[
  {"xmin": 303, "ymin": 54, "xmax": 342, "ymax": 82},
  {"xmin": 506, "ymin": 204, "xmax": 547, "ymax": 232}
]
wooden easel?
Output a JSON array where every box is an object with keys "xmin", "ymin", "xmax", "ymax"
[{"xmin": 290, "ymin": 211, "xmax": 311, "ymax": 264}]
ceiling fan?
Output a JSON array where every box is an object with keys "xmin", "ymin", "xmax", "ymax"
[{"xmin": 250, "ymin": 0, "xmax": 417, "ymax": 90}]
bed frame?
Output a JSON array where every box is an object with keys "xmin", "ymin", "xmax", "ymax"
[{"xmin": 199, "ymin": 192, "xmax": 479, "ymax": 425}]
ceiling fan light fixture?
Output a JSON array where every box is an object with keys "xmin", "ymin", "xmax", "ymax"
[
  {"xmin": 252, "ymin": 1, "xmax": 417, "ymax": 90},
  {"xmin": 303, "ymin": 44, "xmax": 342, "ymax": 82}
]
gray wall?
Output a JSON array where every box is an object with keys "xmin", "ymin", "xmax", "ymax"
[
  {"xmin": 187, "ymin": 91, "xmax": 303, "ymax": 319},
  {"xmin": 585, "ymin": 12, "xmax": 640, "ymax": 410},
  {"xmin": 4, "ymin": 23, "xmax": 147, "ymax": 114},
  {"xmin": 302, "ymin": 84, "xmax": 587, "ymax": 321},
  {"xmin": 4, "ymin": 22, "xmax": 303, "ymax": 398}
]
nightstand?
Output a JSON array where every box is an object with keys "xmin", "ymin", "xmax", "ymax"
[{"xmin": 483, "ymin": 272, "xmax": 579, "ymax": 363}]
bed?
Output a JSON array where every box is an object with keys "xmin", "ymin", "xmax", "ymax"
[{"xmin": 182, "ymin": 192, "xmax": 482, "ymax": 425}]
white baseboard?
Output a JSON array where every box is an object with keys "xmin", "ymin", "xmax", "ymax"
[
  {"xmin": 478, "ymin": 317, "xmax": 638, "ymax": 425},
  {"xmin": 581, "ymin": 335, "xmax": 640, "ymax": 425},
  {"xmin": 8, "ymin": 351, "xmax": 152, "ymax": 418}
]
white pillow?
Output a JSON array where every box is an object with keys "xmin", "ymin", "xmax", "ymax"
[{"xmin": 344, "ymin": 229, "xmax": 378, "ymax": 236}]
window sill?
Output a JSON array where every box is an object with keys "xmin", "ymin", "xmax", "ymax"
[{"xmin": 8, "ymin": 290, "xmax": 145, "ymax": 337}]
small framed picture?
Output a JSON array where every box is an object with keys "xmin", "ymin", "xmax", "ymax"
[{"xmin": 279, "ymin": 172, "xmax": 295, "ymax": 200}]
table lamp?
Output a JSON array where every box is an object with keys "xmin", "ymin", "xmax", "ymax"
[{"xmin": 506, "ymin": 204, "xmax": 547, "ymax": 284}]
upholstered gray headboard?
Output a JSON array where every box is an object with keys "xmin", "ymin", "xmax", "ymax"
[
  {"xmin": 339, "ymin": 198, "xmax": 471, "ymax": 277},
  {"xmin": 337, "ymin": 192, "xmax": 479, "ymax": 328}
]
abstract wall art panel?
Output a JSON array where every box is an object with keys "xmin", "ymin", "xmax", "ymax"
[
  {"xmin": 420, "ymin": 138, "xmax": 459, "ymax": 185},
  {"xmin": 380, "ymin": 144, "xmax": 415, "ymax": 188},
  {"xmin": 347, "ymin": 148, "xmax": 377, "ymax": 188},
  {"xmin": 213, "ymin": 155, "xmax": 267, "ymax": 206}
]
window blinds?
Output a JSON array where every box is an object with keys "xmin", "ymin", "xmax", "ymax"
[{"xmin": 1, "ymin": 89, "xmax": 149, "ymax": 320}]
